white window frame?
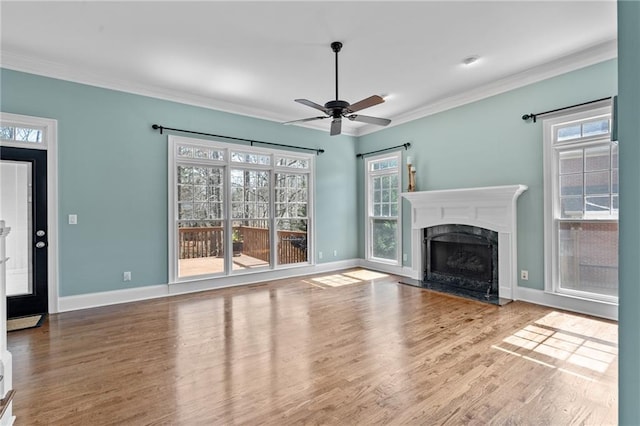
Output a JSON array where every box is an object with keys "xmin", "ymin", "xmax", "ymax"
[
  {"xmin": 543, "ymin": 102, "xmax": 618, "ymax": 304},
  {"xmin": 364, "ymin": 151, "xmax": 401, "ymax": 265},
  {"xmin": 168, "ymin": 135, "xmax": 314, "ymax": 284}
]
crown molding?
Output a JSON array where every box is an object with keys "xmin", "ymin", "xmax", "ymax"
[
  {"xmin": 356, "ymin": 39, "xmax": 618, "ymax": 137},
  {"xmin": 1, "ymin": 39, "xmax": 616, "ymax": 139}
]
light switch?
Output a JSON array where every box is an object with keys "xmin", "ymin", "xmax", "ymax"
[{"xmin": 68, "ymin": 214, "xmax": 78, "ymax": 225}]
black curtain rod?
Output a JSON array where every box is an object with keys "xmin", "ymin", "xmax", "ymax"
[
  {"xmin": 522, "ymin": 96, "xmax": 612, "ymax": 123},
  {"xmin": 356, "ymin": 143, "xmax": 411, "ymax": 158},
  {"xmin": 151, "ymin": 124, "xmax": 324, "ymax": 155}
]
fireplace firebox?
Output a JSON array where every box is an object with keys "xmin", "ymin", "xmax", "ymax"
[{"xmin": 424, "ymin": 224, "xmax": 498, "ymax": 303}]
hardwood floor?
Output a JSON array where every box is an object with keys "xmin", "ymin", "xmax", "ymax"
[{"xmin": 8, "ymin": 268, "xmax": 617, "ymax": 425}]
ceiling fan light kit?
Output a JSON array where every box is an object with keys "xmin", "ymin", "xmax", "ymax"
[{"xmin": 284, "ymin": 41, "xmax": 391, "ymax": 136}]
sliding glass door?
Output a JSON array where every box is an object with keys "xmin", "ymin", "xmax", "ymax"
[{"xmin": 169, "ymin": 136, "xmax": 313, "ymax": 283}]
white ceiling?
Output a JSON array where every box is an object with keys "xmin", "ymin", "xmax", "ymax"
[{"xmin": 0, "ymin": 1, "xmax": 617, "ymax": 136}]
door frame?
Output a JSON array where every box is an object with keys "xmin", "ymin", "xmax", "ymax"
[{"xmin": 0, "ymin": 112, "xmax": 59, "ymax": 314}]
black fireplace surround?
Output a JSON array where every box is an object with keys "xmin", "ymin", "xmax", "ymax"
[{"xmin": 423, "ymin": 224, "xmax": 499, "ymax": 304}]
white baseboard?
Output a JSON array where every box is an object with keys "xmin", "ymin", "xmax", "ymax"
[
  {"xmin": 57, "ymin": 260, "xmax": 618, "ymax": 321},
  {"xmin": 57, "ymin": 259, "xmax": 360, "ymax": 312},
  {"xmin": 357, "ymin": 259, "xmax": 416, "ymax": 278},
  {"xmin": 515, "ymin": 286, "xmax": 618, "ymax": 321},
  {"xmin": 58, "ymin": 284, "xmax": 168, "ymax": 312}
]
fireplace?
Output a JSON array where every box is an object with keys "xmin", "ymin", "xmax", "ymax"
[
  {"xmin": 425, "ymin": 224, "xmax": 498, "ymax": 303},
  {"xmin": 402, "ymin": 185, "xmax": 527, "ymax": 304}
]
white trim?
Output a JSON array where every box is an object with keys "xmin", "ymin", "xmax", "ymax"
[
  {"xmin": 515, "ymin": 286, "xmax": 617, "ymax": 321},
  {"xmin": 58, "ymin": 259, "xmax": 360, "ymax": 312},
  {"xmin": 1, "ymin": 40, "xmax": 617, "ymax": 138},
  {"xmin": 0, "ymin": 112, "xmax": 59, "ymax": 314}
]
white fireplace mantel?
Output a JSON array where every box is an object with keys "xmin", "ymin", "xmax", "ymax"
[{"xmin": 402, "ymin": 185, "xmax": 527, "ymax": 302}]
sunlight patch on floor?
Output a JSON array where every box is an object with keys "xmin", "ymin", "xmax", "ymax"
[
  {"xmin": 343, "ymin": 269, "xmax": 389, "ymax": 280},
  {"xmin": 493, "ymin": 310, "xmax": 617, "ymax": 376},
  {"xmin": 311, "ymin": 274, "xmax": 362, "ymax": 287}
]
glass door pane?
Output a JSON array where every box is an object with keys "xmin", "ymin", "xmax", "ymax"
[
  {"xmin": 275, "ymin": 173, "xmax": 308, "ymax": 265},
  {"xmin": 176, "ymin": 165, "xmax": 225, "ymax": 278},
  {"xmin": 231, "ymin": 169, "xmax": 270, "ymax": 271},
  {"xmin": 0, "ymin": 160, "xmax": 33, "ymax": 296}
]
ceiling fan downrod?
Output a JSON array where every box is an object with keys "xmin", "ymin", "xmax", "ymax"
[{"xmin": 331, "ymin": 41, "xmax": 342, "ymax": 101}]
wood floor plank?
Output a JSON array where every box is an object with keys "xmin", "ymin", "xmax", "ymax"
[{"xmin": 8, "ymin": 268, "xmax": 617, "ymax": 425}]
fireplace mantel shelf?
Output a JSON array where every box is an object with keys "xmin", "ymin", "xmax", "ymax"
[{"xmin": 401, "ymin": 185, "xmax": 528, "ymax": 303}]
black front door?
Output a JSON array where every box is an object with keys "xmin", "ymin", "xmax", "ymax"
[{"xmin": 0, "ymin": 146, "xmax": 48, "ymax": 318}]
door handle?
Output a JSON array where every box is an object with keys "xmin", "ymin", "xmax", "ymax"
[{"xmin": 35, "ymin": 241, "xmax": 46, "ymax": 249}]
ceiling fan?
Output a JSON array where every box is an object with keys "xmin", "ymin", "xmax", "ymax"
[{"xmin": 284, "ymin": 41, "xmax": 391, "ymax": 136}]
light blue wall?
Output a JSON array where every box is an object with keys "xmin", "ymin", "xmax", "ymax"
[
  {"xmin": 0, "ymin": 58, "xmax": 619, "ymax": 297},
  {"xmin": 357, "ymin": 59, "xmax": 617, "ymax": 291},
  {"xmin": 0, "ymin": 69, "xmax": 359, "ymax": 296},
  {"xmin": 618, "ymin": 0, "xmax": 640, "ymax": 423}
]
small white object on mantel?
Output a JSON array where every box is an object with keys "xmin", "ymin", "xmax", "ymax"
[{"xmin": 401, "ymin": 185, "xmax": 528, "ymax": 303}]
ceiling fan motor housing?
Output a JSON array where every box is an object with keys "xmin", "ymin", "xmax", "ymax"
[{"xmin": 325, "ymin": 100, "xmax": 350, "ymax": 117}]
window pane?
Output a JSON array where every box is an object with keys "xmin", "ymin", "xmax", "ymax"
[
  {"xmin": 559, "ymin": 150, "xmax": 583, "ymax": 174},
  {"xmin": 582, "ymin": 119, "xmax": 610, "ymax": 137},
  {"xmin": 372, "ymin": 219, "xmax": 397, "ymax": 260},
  {"xmin": 177, "ymin": 165, "xmax": 224, "ymax": 220},
  {"xmin": 585, "ymin": 145, "xmax": 610, "ymax": 172},
  {"xmin": 14, "ymin": 127, "xmax": 43, "ymax": 143},
  {"xmin": 0, "ymin": 126, "xmax": 14, "ymax": 140},
  {"xmin": 560, "ymin": 174, "xmax": 583, "ymax": 196},
  {"xmin": 560, "ymin": 197, "xmax": 583, "ymax": 218},
  {"xmin": 585, "ymin": 171, "xmax": 610, "ymax": 195},
  {"xmin": 231, "ymin": 219, "xmax": 270, "ymax": 271},
  {"xmin": 231, "ymin": 169, "xmax": 270, "ymax": 219},
  {"xmin": 177, "ymin": 145, "xmax": 194, "ymax": 158},
  {"xmin": 178, "ymin": 220, "xmax": 225, "ymax": 278},
  {"xmin": 558, "ymin": 221, "xmax": 618, "ymax": 297},
  {"xmin": 276, "ymin": 157, "xmax": 309, "ymax": 169},
  {"xmin": 557, "ymin": 124, "xmax": 581, "ymax": 142},
  {"xmin": 231, "ymin": 151, "xmax": 271, "ymax": 165},
  {"xmin": 370, "ymin": 158, "xmax": 398, "ymax": 171},
  {"xmin": 585, "ymin": 196, "xmax": 610, "ymax": 213},
  {"xmin": 277, "ymin": 219, "xmax": 308, "ymax": 265}
]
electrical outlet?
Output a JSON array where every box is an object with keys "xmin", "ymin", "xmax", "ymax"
[
  {"xmin": 318, "ymin": 251, "xmax": 323, "ymax": 259},
  {"xmin": 520, "ymin": 270, "xmax": 528, "ymax": 280},
  {"xmin": 68, "ymin": 214, "xmax": 77, "ymax": 225},
  {"xmin": 333, "ymin": 250, "xmax": 337, "ymax": 257},
  {"xmin": 123, "ymin": 271, "xmax": 132, "ymax": 282},
  {"xmin": 403, "ymin": 253, "xmax": 408, "ymax": 262}
]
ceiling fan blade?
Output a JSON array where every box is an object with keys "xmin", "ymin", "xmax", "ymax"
[
  {"xmin": 295, "ymin": 99, "xmax": 329, "ymax": 114},
  {"xmin": 347, "ymin": 114, "xmax": 391, "ymax": 126},
  {"xmin": 330, "ymin": 118, "xmax": 342, "ymax": 136},
  {"xmin": 283, "ymin": 116, "xmax": 327, "ymax": 125},
  {"xmin": 347, "ymin": 95, "xmax": 384, "ymax": 113}
]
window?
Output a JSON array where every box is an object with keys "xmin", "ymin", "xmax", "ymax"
[
  {"xmin": 0, "ymin": 124, "xmax": 44, "ymax": 144},
  {"xmin": 365, "ymin": 152, "xmax": 401, "ymax": 264},
  {"xmin": 169, "ymin": 136, "xmax": 313, "ymax": 282},
  {"xmin": 543, "ymin": 103, "xmax": 617, "ymax": 302}
]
